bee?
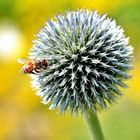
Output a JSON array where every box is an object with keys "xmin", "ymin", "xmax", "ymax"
[{"xmin": 17, "ymin": 58, "xmax": 48, "ymax": 74}]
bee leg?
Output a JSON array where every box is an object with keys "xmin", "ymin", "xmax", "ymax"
[
  {"xmin": 30, "ymin": 71, "xmax": 36, "ymax": 74},
  {"xmin": 34, "ymin": 69, "xmax": 40, "ymax": 73},
  {"xmin": 42, "ymin": 66, "xmax": 47, "ymax": 69}
]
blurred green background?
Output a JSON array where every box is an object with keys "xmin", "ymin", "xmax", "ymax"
[{"xmin": 0, "ymin": 0, "xmax": 140, "ymax": 140}]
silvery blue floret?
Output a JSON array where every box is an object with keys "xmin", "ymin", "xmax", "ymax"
[{"xmin": 29, "ymin": 9, "xmax": 133, "ymax": 114}]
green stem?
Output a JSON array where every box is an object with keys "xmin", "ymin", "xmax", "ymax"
[{"xmin": 84, "ymin": 110, "xmax": 105, "ymax": 140}]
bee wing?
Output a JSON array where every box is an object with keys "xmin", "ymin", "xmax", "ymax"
[{"xmin": 17, "ymin": 58, "xmax": 27, "ymax": 64}]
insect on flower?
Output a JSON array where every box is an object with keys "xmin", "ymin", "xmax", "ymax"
[
  {"xmin": 28, "ymin": 10, "xmax": 133, "ymax": 114},
  {"xmin": 17, "ymin": 58, "xmax": 48, "ymax": 74}
]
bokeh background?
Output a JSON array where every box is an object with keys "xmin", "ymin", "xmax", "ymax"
[{"xmin": 0, "ymin": 0, "xmax": 140, "ymax": 140}]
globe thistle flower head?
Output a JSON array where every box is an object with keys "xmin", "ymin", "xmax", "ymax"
[{"xmin": 30, "ymin": 9, "xmax": 133, "ymax": 114}]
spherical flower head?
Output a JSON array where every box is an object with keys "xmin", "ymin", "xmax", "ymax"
[{"xmin": 30, "ymin": 9, "xmax": 133, "ymax": 114}]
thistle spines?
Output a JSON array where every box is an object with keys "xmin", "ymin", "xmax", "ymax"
[{"xmin": 30, "ymin": 9, "xmax": 133, "ymax": 114}]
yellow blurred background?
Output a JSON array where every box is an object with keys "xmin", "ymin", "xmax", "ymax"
[{"xmin": 0, "ymin": 0, "xmax": 140, "ymax": 140}]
